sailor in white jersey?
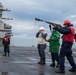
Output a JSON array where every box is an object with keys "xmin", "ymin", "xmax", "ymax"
[{"xmin": 36, "ymin": 27, "xmax": 47, "ymax": 65}]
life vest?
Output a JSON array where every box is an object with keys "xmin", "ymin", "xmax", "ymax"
[
  {"xmin": 38, "ymin": 33, "xmax": 46, "ymax": 44},
  {"xmin": 63, "ymin": 26, "xmax": 75, "ymax": 43},
  {"xmin": 4, "ymin": 35, "xmax": 9, "ymax": 43}
]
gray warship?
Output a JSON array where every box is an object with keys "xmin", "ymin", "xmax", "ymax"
[{"xmin": 0, "ymin": 2, "xmax": 12, "ymax": 45}]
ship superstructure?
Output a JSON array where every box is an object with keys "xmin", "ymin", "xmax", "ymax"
[{"xmin": 0, "ymin": 2, "xmax": 12, "ymax": 45}]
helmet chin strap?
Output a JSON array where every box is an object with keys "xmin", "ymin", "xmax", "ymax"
[{"xmin": 64, "ymin": 23, "xmax": 72, "ymax": 27}]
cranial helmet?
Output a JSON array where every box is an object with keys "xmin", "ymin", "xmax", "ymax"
[
  {"xmin": 64, "ymin": 20, "xmax": 71, "ymax": 25},
  {"xmin": 39, "ymin": 27, "xmax": 45, "ymax": 30}
]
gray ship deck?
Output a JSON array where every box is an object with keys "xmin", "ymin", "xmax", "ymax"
[{"xmin": 0, "ymin": 46, "xmax": 76, "ymax": 75}]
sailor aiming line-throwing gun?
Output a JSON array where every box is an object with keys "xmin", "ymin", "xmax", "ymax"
[{"xmin": 35, "ymin": 18, "xmax": 76, "ymax": 42}]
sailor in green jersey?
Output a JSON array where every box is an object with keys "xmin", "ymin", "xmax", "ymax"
[{"xmin": 47, "ymin": 25, "xmax": 60, "ymax": 67}]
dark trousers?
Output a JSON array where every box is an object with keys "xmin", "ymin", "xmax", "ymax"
[
  {"xmin": 37, "ymin": 44, "xmax": 46, "ymax": 61},
  {"xmin": 4, "ymin": 43, "xmax": 10, "ymax": 56},
  {"xmin": 51, "ymin": 52, "xmax": 59, "ymax": 64},
  {"xmin": 59, "ymin": 42, "xmax": 76, "ymax": 70}
]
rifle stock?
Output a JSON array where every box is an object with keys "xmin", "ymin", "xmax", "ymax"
[{"xmin": 35, "ymin": 18, "xmax": 63, "ymax": 28}]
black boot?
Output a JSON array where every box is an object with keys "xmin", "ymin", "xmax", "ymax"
[
  {"xmin": 40, "ymin": 60, "xmax": 45, "ymax": 65},
  {"xmin": 69, "ymin": 68, "xmax": 76, "ymax": 72},
  {"xmin": 50, "ymin": 63, "xmax": 55, "ymax": 67},
  {"xmin": 55, "ymin": 69, "xmax": 65, "ymax": 73}
]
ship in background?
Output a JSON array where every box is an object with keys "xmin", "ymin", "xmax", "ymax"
[{"xmin": 0, "ymin": 2, "xmax": 13, "ymax": 45}]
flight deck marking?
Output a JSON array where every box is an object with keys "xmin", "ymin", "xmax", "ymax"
[{"xmin": 0, "ymin": 54, "xmax": 3, "ymax": 58}]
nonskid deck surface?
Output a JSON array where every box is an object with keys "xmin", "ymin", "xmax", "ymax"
[{"xmin": 0, "ymin": 46, "xmax": 76, "ymax": 75}]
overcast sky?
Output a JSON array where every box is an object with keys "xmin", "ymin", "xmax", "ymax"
[{"xmin": 0, "ymin": 0, "xmax": 76, "ymax": 47}]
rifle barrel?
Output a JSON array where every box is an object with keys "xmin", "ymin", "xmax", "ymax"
[{"xmin": 35, "ymin": 18, "xmax": 43, "ymax": 21}]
